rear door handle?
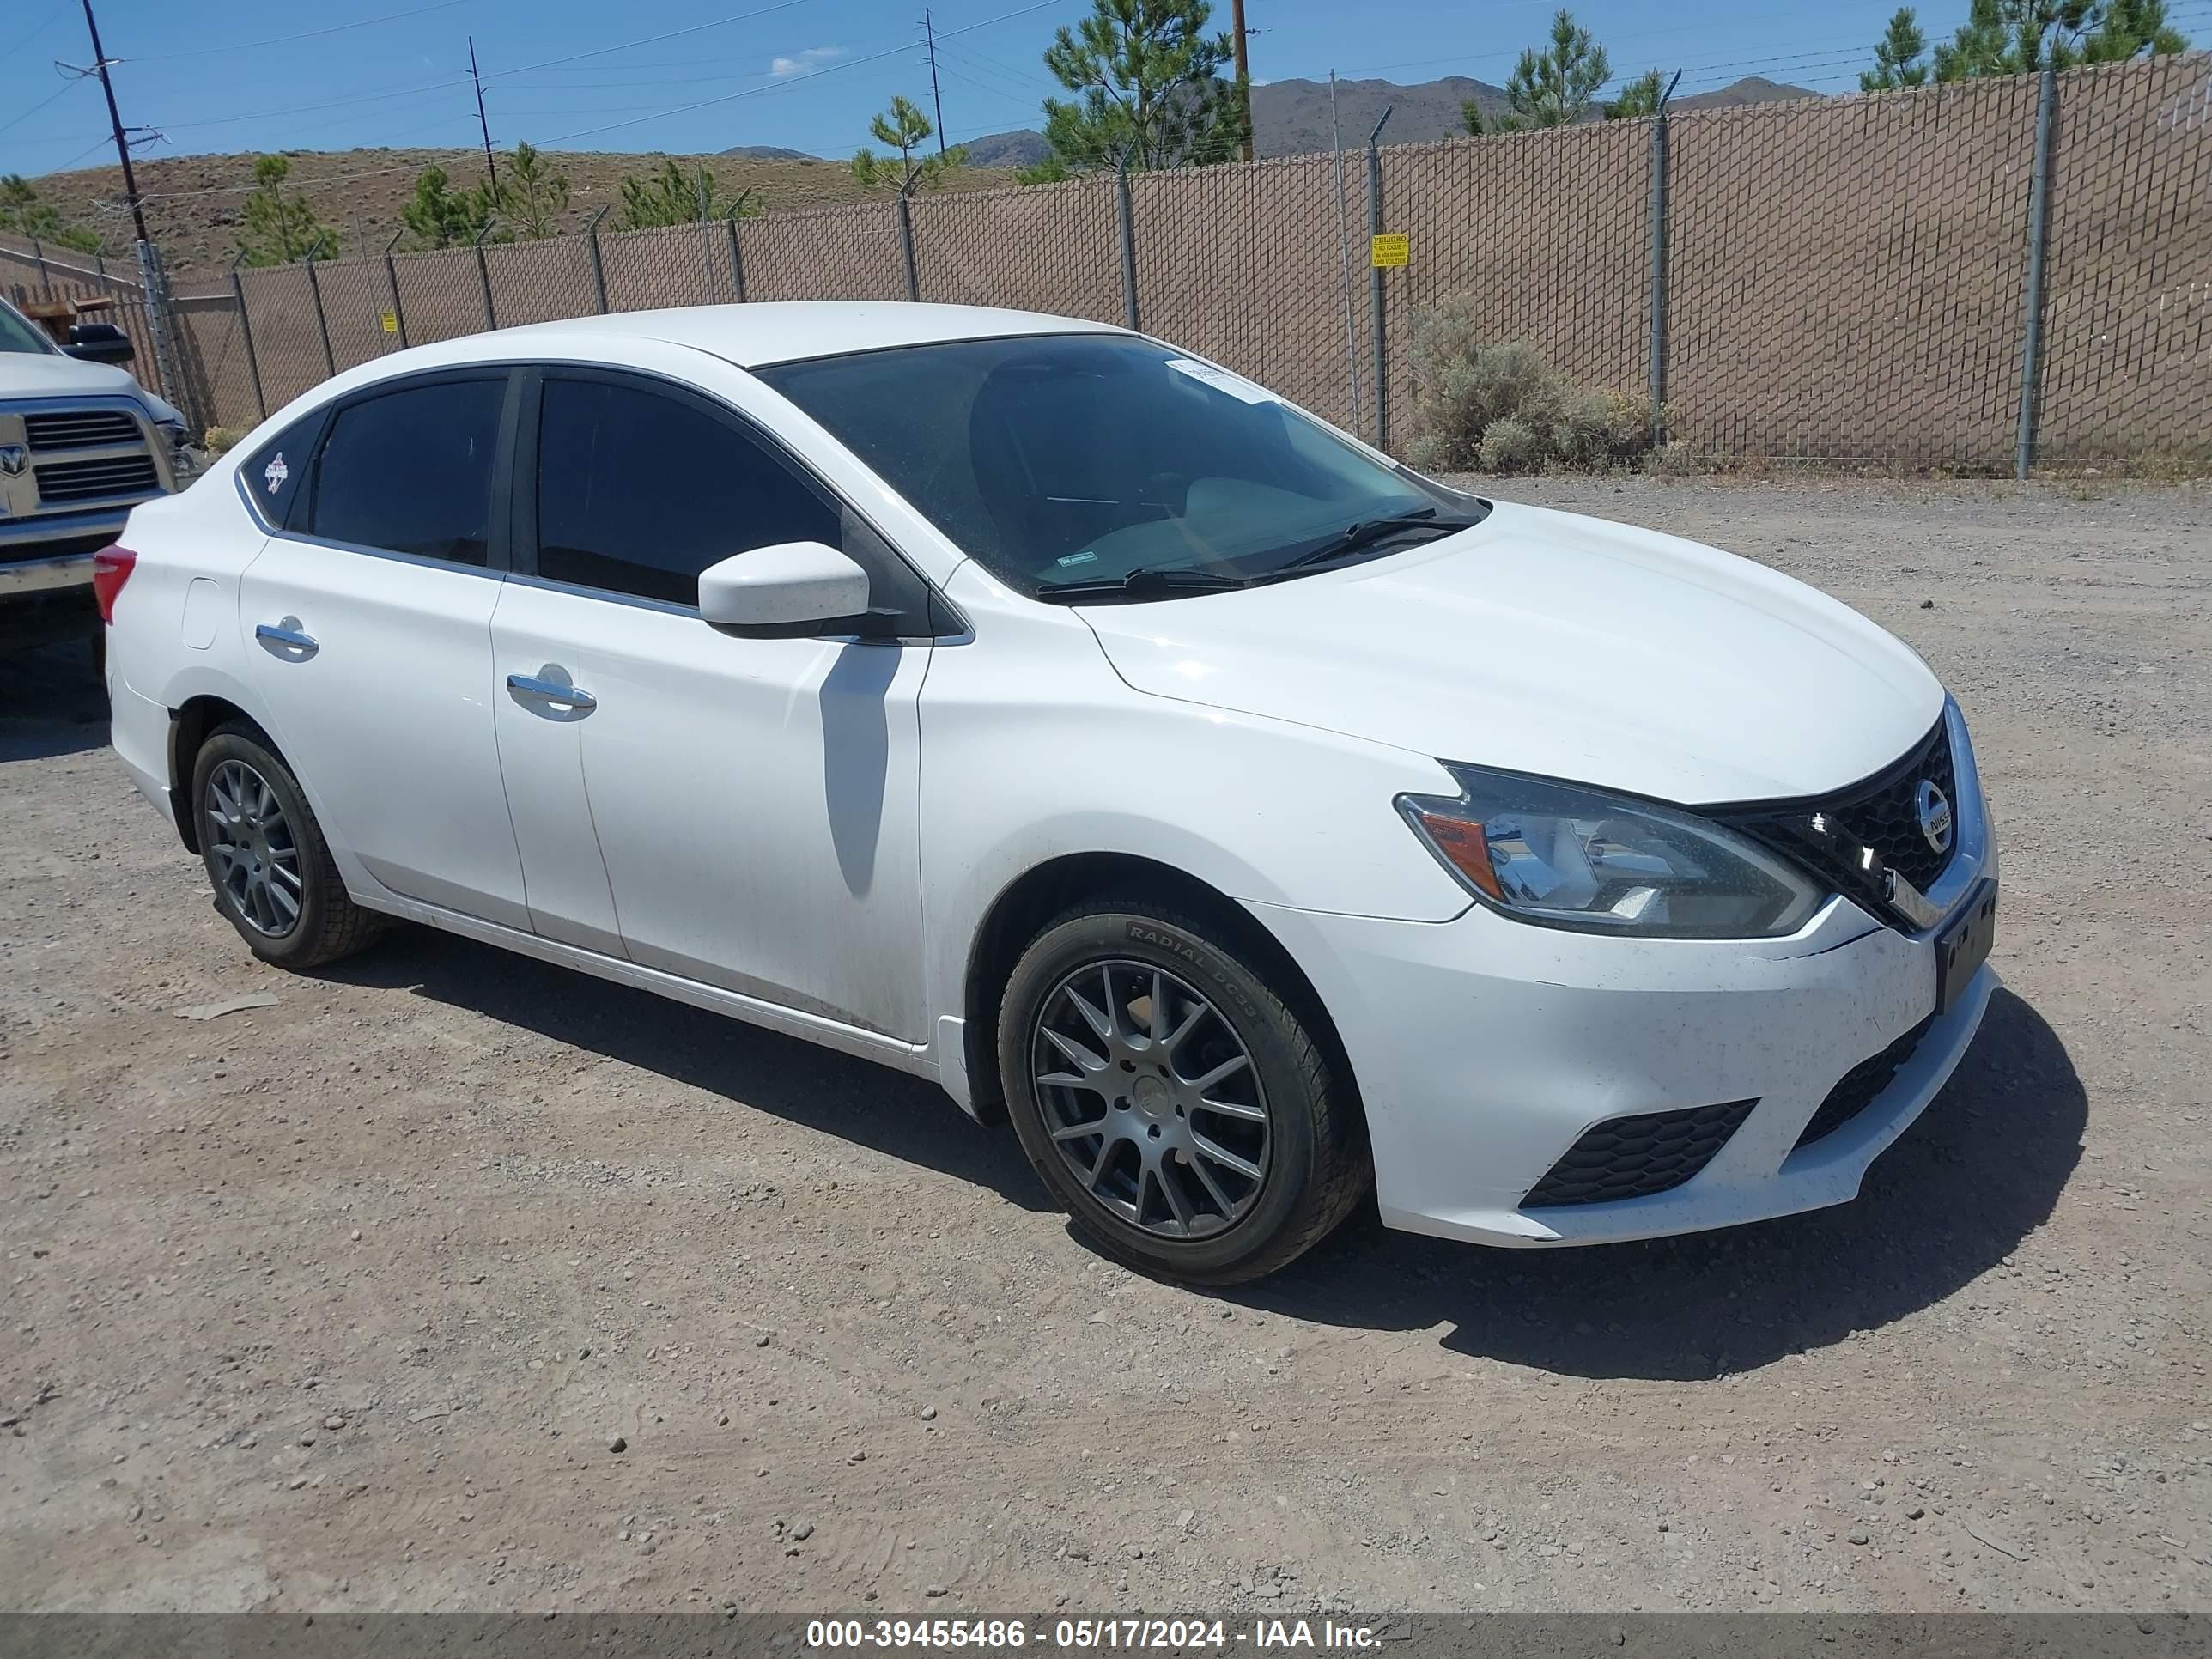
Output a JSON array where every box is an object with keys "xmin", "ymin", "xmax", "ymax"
[
  {"xmin": 507, "ymin": 672, "xmax": 597, "ymax": 711},
  {"xmin": 254, "ymin": 621, "xmax": 317, "ymax": 654}
]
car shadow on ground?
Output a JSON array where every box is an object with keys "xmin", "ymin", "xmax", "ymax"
[
  {"xmin": 321, "ymin": 925, "xmax": 1054, "ymax": 1212},
  {"xmin": 1235, "ymin": 986, "xmax": 2085, "ymax": 1380},
  {"xmin": 0, "ymin": 638, "xmax": 108, "ymax": 762}
]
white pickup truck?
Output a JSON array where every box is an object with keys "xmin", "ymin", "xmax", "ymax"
[{"xmin": 1, "ymin": 292, "xmax": 197, "ymax": 655}]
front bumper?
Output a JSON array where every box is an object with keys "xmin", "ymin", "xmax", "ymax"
[{"xmin": 1250, "ymin": 705, "xmax": 1999, "ymax": 1249}]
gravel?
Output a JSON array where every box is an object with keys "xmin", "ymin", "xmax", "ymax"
[{"xmin": 1, "ymin": 478, "xmax": 2208, "ymax": 1615}]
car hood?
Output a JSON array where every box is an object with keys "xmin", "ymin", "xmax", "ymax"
[
  {"xmin": 0, "ymin": 351, "xmax": 154, "ymax": 404},
  {"xmin": 1076, "ymin": 501, "xmax": 1944, "ymax": 805}
]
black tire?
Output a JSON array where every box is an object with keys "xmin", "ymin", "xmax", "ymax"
[
  {"xmin": 191, "ymin": 722, "xmax": 384, "ymax": 969},
  {"xmin": 999, "ymin": 896, "xmax": 1370, "ymax": 1285}
]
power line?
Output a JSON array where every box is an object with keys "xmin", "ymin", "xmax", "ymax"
[
  {"xmin": 0, "ymin": 73, "xmax": 88, "ymax": 138},
  {"xmin": 147, "ymin": 76, "xmax": 471, "ymax": 133},
  {"xmin": 480, "ymin": 0, "xmax": 818, "ymax": 82},
  {"xmin": 3, "ymin": 3, "xmax": 70, "ymax": 60},
  {"xmin": 538, "ymin": 38, "xmax": 919, "ymax": 144},
  {"xmin": 112, "ymin": 0, "xmax": 467, "ymax": 64}
]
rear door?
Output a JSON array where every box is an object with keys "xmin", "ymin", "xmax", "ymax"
[{"xmin": 238, "ymin": 369, "xmax": 530, "ymax": 929}]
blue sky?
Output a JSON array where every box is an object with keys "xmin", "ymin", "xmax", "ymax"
[{"xmin": 0, "ymin": 0, "xmax": 2197, "ymax": 178}]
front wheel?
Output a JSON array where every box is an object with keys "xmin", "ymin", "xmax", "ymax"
[{"xmin": 1000, "ymin": 898, "xmax": 1370, "ymax": 1285}]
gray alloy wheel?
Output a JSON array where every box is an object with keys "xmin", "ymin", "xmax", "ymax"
[
  {"xmin": 1030, "ymin": 958, "xmax": 1273, "ymax": 1239},
  {"xmin": 203, "ymin": 757, "xmax": 304, "ymax": 938},
  {"xmin": 191, "ymin": 722, "xmax": 386, "ymax": 969}
]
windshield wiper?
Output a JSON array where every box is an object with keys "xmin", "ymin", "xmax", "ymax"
[
  {"xmin": 1263, "ymin": 510, "xmax": 1475, "ymax": 579},
  {"xmin": 1032, "ymin": 564, "xmax": 1249, "ymax": 603}
]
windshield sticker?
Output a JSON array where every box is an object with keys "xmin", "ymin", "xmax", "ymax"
[
  {"xmin": 264, "ymin": 452, "xmax": 289, "ymax": 495},
  {"xmin": 1055, "ymin": 550, "xmax": 1099, "ymax": 567},
  {"xmin": 1164, "ymin": 357, "xmax": 1276, "ymax": 405}
]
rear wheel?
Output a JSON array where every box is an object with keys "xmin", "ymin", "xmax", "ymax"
[
  {"xmin": 1000, "ymin": 897, "xmax": 1370, "ymax": 1284},
  {"xmin": 191, "ymin": 724, "xmax": 383, "ymax": 969}
]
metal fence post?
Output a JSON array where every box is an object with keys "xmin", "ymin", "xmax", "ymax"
[
  {"xmin": 697, "ymin": 168, "xmax": 717, "ymax": 298},
  {"xmin": 383, "ymin": 228, "xmax": 410, "ymax": 350},
  {"xmin": 1365, "ymin": 109, "xmax": 1393, "ymax": 453},
  {"xmin": 473, "ymin": 223, "xmax": 499, "ymax": 331},
  {"xmin": 1647, "ymin": 75, "xmax": 1680, "ymax": 449},
  {"xmin": 585, "ymin": 206, "xmax": 610, "ymax": 314},
  {"xmin": 229, "ymin": 257, "xmax": 267, "ymax": 422},
  {"xmin": 2015, "ymin": 65, "xmax": 2058, "ymax": 481},
  {"xmin": 136, "ymin": 240, "xmax": 191, "ymax": 428},
  {"xmin": 725, "ymin": 208, "xmax": 748, "ymax": 304},
  {"xmin": 303, "ymin": 253, "xmax": 337, "ymax": 379},
  {"xmin": 1115, "ymin": 156, "xmax": 1140, "ymax": 332},
  {"xmin": 896, "ymin": 191, "xmax": 920, "ymax": 302},
  {"xmin": 32, "ymin": 239, "xmax": 48, "ymax": 287}
]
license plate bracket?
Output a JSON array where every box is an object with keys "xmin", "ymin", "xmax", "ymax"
[{"xmin": 1935, "ymin": 878, "xmax": 1997, "ymax": 1014}]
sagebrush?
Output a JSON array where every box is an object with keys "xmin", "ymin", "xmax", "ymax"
[{"xmin": 1406, "ymin": 297, "xmax": 1662, "ymax": 475}]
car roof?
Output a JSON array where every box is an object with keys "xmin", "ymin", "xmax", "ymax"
[{"xmin": 493, "ymin": 301, "xmax": 1128, "ymax": 368}]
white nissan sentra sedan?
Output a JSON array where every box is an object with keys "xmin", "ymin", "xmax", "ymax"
[{"xmin": 100, "ymin": 302, "xmax": 1997, "ymax": 1284}]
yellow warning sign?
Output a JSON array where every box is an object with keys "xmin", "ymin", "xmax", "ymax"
[
  {"xmin": 1370, "ymin": 232, "xmax": 1409, "ymax": 268},
  {"xmin": 379, "ymin": 312, "xmax": 398, "ymax": 334}
]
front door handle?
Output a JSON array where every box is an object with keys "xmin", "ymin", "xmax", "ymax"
[
  {"xmin": 507, "ymin": 672, "xmax": 597, "ymax": 711},
  {"xmin": 255, "ymin": 620, "xmax": 318, "ymax": 655}
]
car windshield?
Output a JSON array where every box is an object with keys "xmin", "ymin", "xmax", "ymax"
[
  {"xmin": 0, "ymin": 301, "xmax": 57, "ymax": 356},
  {"xmin": 757, "ymin": 332, "xmax": 1486, "ymax": 600}
]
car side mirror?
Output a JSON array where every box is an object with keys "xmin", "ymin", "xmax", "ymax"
[
  {"xmin": 697, "ymin": 541, "xmax": 872, "ymax": 637},
  {"xmin": 62, "ymin": 322, "xmax": 135, "ymax": 366}
]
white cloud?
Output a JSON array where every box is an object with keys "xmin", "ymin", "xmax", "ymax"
[{"xmin": 770, "ymin": 46, "xmax": 845, "ymax": 77}]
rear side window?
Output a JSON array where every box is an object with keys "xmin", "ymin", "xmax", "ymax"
[
  {"xmin": 305, "ymin": 377, "xmax": 506, "ymax": 565},
  {"xmin": 534, "ymin": 377, "xmax": 839, "ymax": 606},
  {"xmin": 242, "ymin": 409, "xmax": 327, "ymax": 530}
]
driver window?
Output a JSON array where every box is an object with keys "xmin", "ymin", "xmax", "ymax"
[{"xmin": 535, "ymin": 377, "xmax": 840, "ymax": 606}]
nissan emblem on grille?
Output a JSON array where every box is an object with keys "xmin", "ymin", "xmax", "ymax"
[
  {"xmin": 1916, "ymin": 779, "xmax": 1954, "ymax": 854},
  {"xmin": 0, "ymin": 444, "xmax": 27, "ymax": 477}
]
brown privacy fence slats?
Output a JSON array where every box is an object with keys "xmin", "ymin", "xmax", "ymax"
[
  {"xmin": 906, "ymin": 173, "xmax": 1125, "ymax": 326},
  {"xmin": 1668, "ymin": 74, "xmax": 2040, "ymax": 465},
  {"xmin": 2038, "ymin": 57, "xmax": 2212, "ymax": 459},
  {"xmin": 10, "ymin": 53, "xmax": 2206, "ymax": 469}
]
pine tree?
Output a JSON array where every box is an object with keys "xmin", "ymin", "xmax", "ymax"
[
  {"xmin": 238, "ymin": 155, "xmax": 339, "ymax": 266},
  {"xmin": 1502, "ymin": 9, "xmax": 1611, "ymax": 129},
  {"xmin": 1928, "ymin": 0, "xmax": 2187, "ymax": 78},
  {"xmin": 851, "ymin": 96, "xmax": 969, "ymax": 194},
  {"xmin": 1605, "ymin": 68, "xmax": 1667, "ymax": 118},
  {"xmin": 496, "ymin": 143, "xmax": 572, "ymax": 240},
  {"xmin": 1029, "ymin": 0, "xmax": 1244, "ymax": 175},
  {"xmin": 402, "ymin": 165, "xmax": 495, "ymax": 250},
  {"xmin": 1862, "ymin": 8, "xmax": 1932, "ymax": 88},
  {"xmin": 616, "ymin": 159, "xmax": 754, "ymax": 229}
]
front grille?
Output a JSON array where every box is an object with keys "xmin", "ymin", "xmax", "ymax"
[
  {"xmin": 1719, "ymin": 716, "xmax": 1958, "ymax": 927},
  {"xmin": 1793, "ymin": 1016, "xmax": 1933, "ymax": 1150},
  {"xmin": 34, "ymin": 453, "xmax": 161, "ymax": 506},
  {"xmin": 1522, "ymin": 1097, "xmax": 1757, "ymax": 1208},
  {"xmin": 25, "ymin": 409, "xmax": 140, "ymax": 451}
]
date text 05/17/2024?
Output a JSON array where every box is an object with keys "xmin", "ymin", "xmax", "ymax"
[{"xmin": 804, "ymin": 1620, "xmax": 1383, "ymax": 1650}]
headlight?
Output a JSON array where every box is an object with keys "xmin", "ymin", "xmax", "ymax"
[
  {"xmin": 155, "ymin": 418, "xmax": 199, "ymax": 482},
  {"xmin": 1398, "ymin": 765, "xmax": 1826, "ymax": 939}
]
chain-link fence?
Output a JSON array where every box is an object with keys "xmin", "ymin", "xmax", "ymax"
[{"xmin": 12, "ymin": 52, "xmax": 2207, "ymax": 471}]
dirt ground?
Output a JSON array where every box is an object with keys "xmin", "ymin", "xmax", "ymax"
[{"xmin": 2, "ymin": 478, "xmax": 2208, "ymax": 1617}]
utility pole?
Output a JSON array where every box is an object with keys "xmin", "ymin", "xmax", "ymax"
[
  {"xmin": 78, "ymin": 0, "xmax": 149, "ymax": 245},
  {"xmin": 471, "ymin": 37, "xmax": 500, "ymax": 196},
  {"xmin": 922, "ymin": 8, "xmax": 947, "ymax": 157},
  {"xmin": 76, "ymin": 0, "xmax": 186, "ymax": 428},
  {"xmin": 1231, "ymin": 0, "xmax": 1253, "ymax": 162}
]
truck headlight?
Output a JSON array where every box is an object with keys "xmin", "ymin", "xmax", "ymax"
[
  {"xmin": 1399, "ymin": 766, "xmax": 1826, "ymax": 939},
  {"xmin": 155, "ymin": 417, "xmax": 199, "ymax": 482}
]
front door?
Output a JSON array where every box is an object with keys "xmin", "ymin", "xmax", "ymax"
[
  {"xmin": 499, "ymin": 368, "xmax": 933, "ymax": 1040},
  {"xmin": 239, "ymin": 371, "xmax": 529, "ymax": 929}
]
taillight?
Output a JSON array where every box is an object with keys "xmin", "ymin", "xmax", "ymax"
[{"xmin": 91, "ymin": 545, "xmax": 137, "ymax": 624}]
